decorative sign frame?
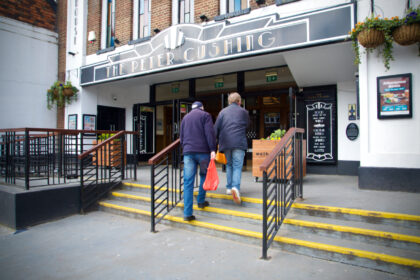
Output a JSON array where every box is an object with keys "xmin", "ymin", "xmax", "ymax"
[
  {"xmin": 80, "ymin": 3, "xmax": 354, "ymax": 86},
  {"xmin": 306, "ymin": 102, "xmax": 333, "ymax": 162},
  {"xmin": 377, "ymin": 73, "xmax": 412, "ymax": 119}
]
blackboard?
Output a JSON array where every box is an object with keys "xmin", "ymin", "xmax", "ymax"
[
  {"xmin": 139, "ymin": 107, "xmax": 154, "ymax": 154},
  {"xmin": 306, "ymin": 102, "xmax": 334, "ymax": 162}
]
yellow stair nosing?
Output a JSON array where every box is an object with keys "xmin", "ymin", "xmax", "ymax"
[
  {"xmin": 122, "ymin": 182, "xmax": 420, "ymax": 223},
  {"xmin": 111, "ymin": 191, "xmax": 420, "ymax": 245},
  {"xmin": 99, "ymin": 200, "xmax": 420, "ymax": 269}
]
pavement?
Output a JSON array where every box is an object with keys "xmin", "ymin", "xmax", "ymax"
[{"xmin": 0, "ymin": 169, "xmax": 419, "ymax": 280}]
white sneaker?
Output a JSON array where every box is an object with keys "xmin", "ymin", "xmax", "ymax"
[
  {"xmin": 231, "ymin": 187, "xmax": 241, "ymax": 205},
  {"xmin": 226, "ymin": 189, "xmax": 232, "ymax": 195}
]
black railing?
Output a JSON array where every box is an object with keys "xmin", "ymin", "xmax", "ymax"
[
  {"xmin": 78, "ymin": 131, "xmax": 138, "ymax": 212},
  {"xmin": 148, "ymin": 139, "xmax": 183, "ymax": 232},
  {"xmin": 0, "ymin": 128, "xmax": 137, "ymax": 195},
  {"xmin": 260, "ymin": 127, "xmax": 305, "ymax": 259}
]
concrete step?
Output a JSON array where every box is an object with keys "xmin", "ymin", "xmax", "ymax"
[
  {"xmin": 120, "ymin": 182, "xmax": 420, "ymax": 229},
  {"xmin": 99, "ymin": 198, "xmax": 420, "ymax": 278},
  {"xmin": 110, "ymin": 189, "xmax": 420, "ymax": 252}
]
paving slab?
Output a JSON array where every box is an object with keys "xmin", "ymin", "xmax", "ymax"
[{"xmin": 0, "ymin": 211, "xmax": 407, "ymax": 280}]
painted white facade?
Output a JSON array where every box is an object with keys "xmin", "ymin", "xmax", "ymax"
[
  {"xmin": 357, "ymin": 0, "xmax": 420, "ymax": 170},
  {"xmin": 0, "ymin": 16, "xmax": 58, "ymax": 129}
]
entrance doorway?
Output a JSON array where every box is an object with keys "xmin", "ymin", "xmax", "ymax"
[{"xmin": 97, "ymin": 105, "xmax": 126, "ymax": 131}]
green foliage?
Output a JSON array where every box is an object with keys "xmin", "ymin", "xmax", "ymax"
[
  {"xmin": 349, "ymin": 15, "xmax": 398, "ymax": 70},
  {"xmin": 47, "ymin": 81, "xmax": 79, "ymax": 109},
  {"xmin": 98, "ymin": 133, "xmax": 120, "ymax": 142},
  {"xmin": 402, "ymin": 5, "xmax": 420, "ymax": 25},
  {"xmin": 267, "ymin": 129, "xmax": 286, "ymax": 140}
]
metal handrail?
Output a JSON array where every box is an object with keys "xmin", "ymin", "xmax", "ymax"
[
  {"xmin": 148, "ymin": 138, "xmax": 183, "ymax": 232},
  {"xmin": 0, "ymin": 128, "xmax": 138, "ymax": 194},
  {"xmin": 260, "ymin": 127, "xmax": 305, "ymax": 259},
  {"xmin": 78, "ymin": 130, "xmax": 126, "ymax": 160}
]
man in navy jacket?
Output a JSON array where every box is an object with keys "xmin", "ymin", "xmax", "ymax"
[
  {"xmin": 214, "ymin": 92, "xmax": 249, "ymax": 204},
  {"xmin": 180, "ymin": 101, "xmax": 216, "ymax": 221}
]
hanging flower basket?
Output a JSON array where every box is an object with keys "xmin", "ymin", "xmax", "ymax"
[
  {"xmin": 47, "ymin": 81, "xmax": 79, "ymax": 109},
  {"xmin": 392, "ymin": 5, "xmax": 420, "ymax": 46},
  {"xmin": 63, "ymin": 88, "xmax": 75, "ymax": 97},
  {"xmin": 357, "ymin": 29, "xmax": 385, "ymax": 48},
  {"xmin": 393, "ymin": 23, "xmax": 420, "ymax": 45}
]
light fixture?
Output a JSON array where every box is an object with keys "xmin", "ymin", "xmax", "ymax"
[
  {"xmin": 114, "ymin": 38, "xmax": 120, "ymax": 44},
  {"xmin": 199, "ymin": 14, "xmax": 208, "ymax": 22},
  {"xmin": 68, "ymin": 51, "xmax": 76, "ymax": 56},
  {"xmin": 88, "ymin": 31, "xmax": 96, "ymax": 44},
  {"xmin": 153, "ymin": 28, "xmax": 160, "ymax": 34}
]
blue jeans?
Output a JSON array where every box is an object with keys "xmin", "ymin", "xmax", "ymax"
[
  {"xmin": 183, "ymin": 153, "xmax": 210, "ymax": 217},
  {"xmin": 224, "ymin": 149, "xmax": 245, "ymax": 191}
]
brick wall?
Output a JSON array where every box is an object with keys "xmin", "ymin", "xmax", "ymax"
[
  {"xmin": 194, "ymin": 0, "xmax": 219, "ymax": 23},
  {"xmin": 151, "ymin": 0, "xmax": 172, "ymax": 34},
  {"xmin": 0, "ymin": 0, "xmax": 56, "ymax": 31},
  {"xmin": 87, "ymin": 0, "xmax": 102, "ymax": 55},
  {"xmin": 250, "ymin": 0, "xmax": 276, "ymax": 10},
  {"xmin": 115, "ymin": 0, "xmax": 133, "ymax": 45}
]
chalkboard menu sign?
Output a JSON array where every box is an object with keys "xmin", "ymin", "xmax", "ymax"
[
  {"xmin": 139, "ymin": 106, "xmax": 155, "ymax": 154},
  {"xmin": 303, "ymin": 88, "xmax": 337, "ymax": 164}
]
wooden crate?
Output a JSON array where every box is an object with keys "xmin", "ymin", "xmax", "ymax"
[
  {"xmin": 252, "ymin": 139, "xmax": 306, "ymax": 179},
  {"xmin": 92, "ymin": 140, "xmax": 126, "ymax": 167}
]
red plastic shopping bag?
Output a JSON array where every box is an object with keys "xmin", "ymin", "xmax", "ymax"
[{"xmin": 203, "ymin": 159, "xmax": 219, "ymax": 191}]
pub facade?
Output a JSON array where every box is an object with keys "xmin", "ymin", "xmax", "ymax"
[{"xmin": 63, "ymin": 0, "xmax": 420, "ymax": 192}]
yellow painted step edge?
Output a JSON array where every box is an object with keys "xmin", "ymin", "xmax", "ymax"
[
  {"xmin": 111, "ymin": 191, "xmax": 420, "ymax": 245},
  {"xmin": 99, "ymin": 201, "xmax": 420, "ymax": 269},
  {"xmin": 122, "ymin": 182, "xmax": 420, "ymax": 223}
]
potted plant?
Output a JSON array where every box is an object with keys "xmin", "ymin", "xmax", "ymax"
[
  {"xmin": 47, "ymin": 81, "xmax": 79, "ymax": 109},
  {"xmin": 392, "ymin": 6, "xmax": 420, "ymax": 46},
  {"xmin": 349, "ymin": 15, "xmax": 396, "ymax": 70},
  {"xmin": 93, "ymin": 133, "xmax": 126, "ymax": 167}
]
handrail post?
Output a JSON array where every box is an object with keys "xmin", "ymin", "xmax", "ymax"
[
  {"xmin": 79, "ymin": 132, "xmax": 84, "ymax": 213},
  {"xmin": 261, "ymin": 170, "xmax": 268, "ymax": 260},
  {"xmin": 121, "ymin": 134, "xmax": 125, "ymax": 180},
  {"xmin": 299, "ymin": 133, "xmax": 303, "ymax": 198},
  {"xmin": 150, "ymin": 164, "xmax": 156, "ymax": 232},
  {"xmin": 24, "ymin": 129, "xmax": 30, "ymax": 190}
]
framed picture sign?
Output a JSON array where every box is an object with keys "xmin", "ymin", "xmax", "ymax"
[
  {"xmin": 377, "ymin": 73, "xmax": 412, "ymax": 119},
  {"xmin": 82, "ymin": 114, "xmax": 96, "ymax": 131},
  {"xmin": 68, "ymin": 114, "xmax": 77, "ymax": 129}
]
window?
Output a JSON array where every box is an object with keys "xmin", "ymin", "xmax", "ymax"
[
  {"xmin": 102, "ymin": 0, "xmax": 116, "ymax": 48},
  {"xmin": 227, "ymin": 0, "xmax": 247, "ymax": 13},
  {"xmin": 139, "ymin": 0, "xmax": 150, "ymax": 38},
  {"xmin": 179, "ymin": 0, "xmax": 191, "ymax": 23},
  {"xmin": 172, "ymin": 0, "xmax": 193, "ymax": 25}
]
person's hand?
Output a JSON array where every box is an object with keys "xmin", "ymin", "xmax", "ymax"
[{"xmin": 210, "ymin": 151, "xmax": 216, "ymax": 159}]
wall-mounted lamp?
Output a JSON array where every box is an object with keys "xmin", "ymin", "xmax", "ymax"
[
  {"xmin": 199, "ymin": 14, "xmax": 208, "ymax": 22},
  {"xmin": 68, "ymin": 51, "xmax": 76, "ymax": 56},
  {"xmin": 153, "ymin": 28, "xmax": 160, "ymax": 34},
  {"xmin": 88, "ymin": 31, "xmax": 96, "ymax": 44},
  {"xmin": 114, "ymin": 38, "xmax": 120, "ymax": 44}
]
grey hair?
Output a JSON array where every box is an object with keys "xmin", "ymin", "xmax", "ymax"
[{"xmin": 228, "ymin": 92, "xmax": 241, "ymax": 105}]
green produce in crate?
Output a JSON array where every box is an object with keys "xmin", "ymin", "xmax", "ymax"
[{"xmin": 267, "ymin": 129, "xmax": 286, "ymax": 140}]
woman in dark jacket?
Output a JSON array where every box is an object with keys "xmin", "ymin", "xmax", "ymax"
[{"xmin": 214, "ymin": 92, "xmax": 249, "ymax": 204}]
